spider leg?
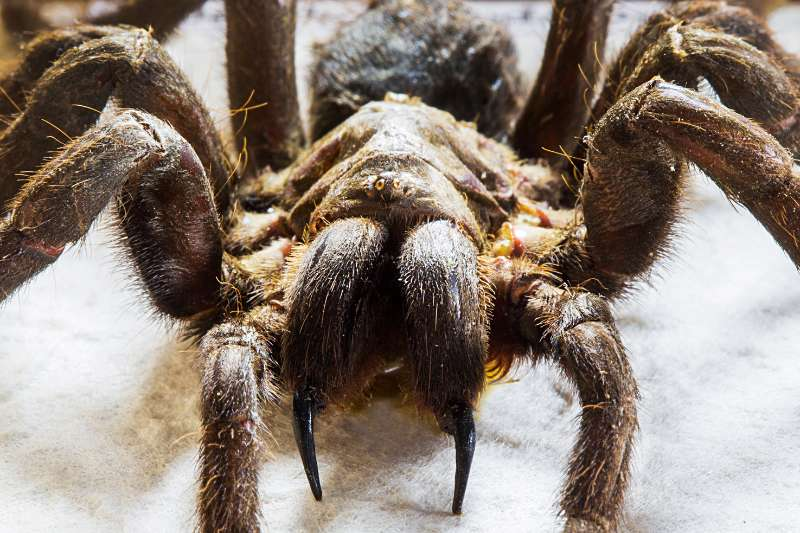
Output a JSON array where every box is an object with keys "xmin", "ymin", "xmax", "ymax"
[
  {"xmin": 0, "ymin": 0, "xmax": 206, "ymax": 41},
  {"xmin": 0, "ymin": 27, "xmax": 230, "ymax": 214},
  {"xmin": 0, "ymin": 26, "xmax": 124, "ymax": 119},
  {"xmin": 0, "ymin": 25, "xmax": 124, "ymax": 206},
  {"xmin": 197, "ymin": 305, "xmax": 283, "ymax": 533},
  {"xmin": 511, "ymin": 0, "xmax": 614, "ymax": 163},
  {"xmin": 564, "ymin": 79, "xmax": 800, "ymax": 294},
  {"xmin": 561, "ymin": 1, "xmax": 800, "ymax": 203},
  {"xmin": 84, "ymin": 0, "xmax": 206, "ymax": 41},
  {"xmin": 491, "ymin": 266, "xmax": 637, "ymax": 533},
  {"xmin": 594, "ymin": 0, "xmax": 800, "ymax": 125},
  {"xmin": 0, "ymin": 109, "xmax": 222, "ymax": 318},
  {"xmin": 608, "ymin": 18, "xmax": 800, "ymax": 156},
  {"xmin": 224, "ymin": 0, "xmax": 304, "ymax": 173}
]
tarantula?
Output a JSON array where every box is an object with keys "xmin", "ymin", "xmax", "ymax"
[{"xmin": 1, "ymin": 0, "xmax": 799, "ymax": 531}]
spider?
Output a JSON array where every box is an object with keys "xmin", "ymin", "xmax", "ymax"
[{"xmin": 1, "ymin": 0, "xmax": 799, "ymax": 531}]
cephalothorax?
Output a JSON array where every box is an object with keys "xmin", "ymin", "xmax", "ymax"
[{"xmin": 1, "ymin": 0, "xmax": 799, "ymax": 531}]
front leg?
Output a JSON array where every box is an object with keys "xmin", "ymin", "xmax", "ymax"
[
  {"xmin": 568, "ymin": 1, "xmax": 800, "ymax": 194},
  {"xmin": 569, "ymin": 79, "xmax": 800, "ymax": 295},
  {"xmin": 0, "ymin": 27, "xmax": 230, "ymax": 212},
  {"xmin": 497, "ymin": 272, "xmax": 638, "ymax": 532},
  {"xmin": 590, "ymin": 3, "xmax": 800, "ymax": 157},
  {"xmin": 0, "ymin": 110, "xmax": 221, "ymax": 317},
  {"xmin": 198, "ymin": 305, "xmax": 283, "ymax": 533}
]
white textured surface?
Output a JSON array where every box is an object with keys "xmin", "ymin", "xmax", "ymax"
[{"xmin": 2, "ymin": 2, "xmax": 800, "ymax": 532}]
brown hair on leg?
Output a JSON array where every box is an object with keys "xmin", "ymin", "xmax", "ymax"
[
  {"xmin": 0, "ymin": 26, "xmax": 120, "ymax": 119},
  {"xmin": 198, "ymin": 305, "xmax": 283, "ymax": 533},
  {"xmin": 514, "ymin": 282, "xmax": 637, "ymax": 532},
  {"xmin": 0, "ymin": 28, "xmax": 231, "ymax": 215},
  {"xmin": 225, "ymin": 0, "xmax": 305, "ymax": 174},
  {"xmin": 573, "ymin": 0, "xmax": 800, "ymax": 183},
  {"xmin": 592, "ymin": 1, "xmax": 800, "ymax": 150},
  {"xmin": 573, "ymin": 80, "xmax": 800, "ymax": 295},
  {"xmin": 511, "ymin": 0, "xmax": 614, "ymax": 165},
  {"xmin": 0, "ymin": 110, "xmax": 222, "ymax": 318}
]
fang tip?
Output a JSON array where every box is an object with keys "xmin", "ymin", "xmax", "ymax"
[
  {"xmin": 292, "ymin": 388, "xmax": 323, "ymax": 501},
  {"xmin": 450, "ymin": 403, "xmax": 476, "ymax": 515}
]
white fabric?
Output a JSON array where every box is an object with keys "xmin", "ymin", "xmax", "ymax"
[{"xmin": 2, "ymin": 2, "xmax": 799, "ymax": 532}]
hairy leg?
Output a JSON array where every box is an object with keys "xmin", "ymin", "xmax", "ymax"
[
  {"xmin": 198, "ymin": 305, "xmax": 282, "ymax": 533},
  {"xmin": 0, "ymin": 25, "xmax": 121, "ymax": 207},
  {"xmin": 0, "ymin": 26, "xmax": 120, "ymax": 119},
  {"xmin": 511, "ymin": 0, "xmax": 614, "ymax": 164},
  {"xmin": 494, "ymin": 271, "xmax": 638, "ymax": 533},
  {"xmin": 613, "ymin": 22, "xmax": 799, "ymax": 154},
  {"xmin": 560, "ymin": 0, "xmax": 800, "ymax": 205},
  {"xmin": 543, "ymin": 291, "xmax": 637, "ymax": 533},
  {"xmin": 0, "ymin": 110, "xmax": 222, "ymax": 317},
  {"xmin": 668, "ymin": 1, "xmax": 799, "ymax": 77},
  {"xmin": 0, "ymin": 27, "xmax": 230, "ymax": 213},
  {"xmin": 570, "ymin": 79, "xmax": 800, "ymax": 294},
  {"xmin": 592, "ymin": 1, "xmax": 800, "ymax": 154},
  {"xmin": 225, "ymin": 0, "xmax": 304, "ymax": 173},
  {"xmin": 0, "ymin": 0, "xmax": 206, "ymax": 41}
]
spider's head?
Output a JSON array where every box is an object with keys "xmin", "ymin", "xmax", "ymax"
[{"xmin": 296, "ymin": 151, "xmax": 483, "ymax": 241}]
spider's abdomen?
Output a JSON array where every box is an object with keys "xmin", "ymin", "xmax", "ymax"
[{"xmin": 308, "ymin": 0, "xmax": 523, "ymax": 142}]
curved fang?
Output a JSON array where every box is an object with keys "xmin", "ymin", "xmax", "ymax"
[
  {"xmin": 292, "ymin": 388, "xmax": 323, "ymax": 501},
  {"xmin": 451, "ymin": 403, "xmax": 476, "ymax": 515}
]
